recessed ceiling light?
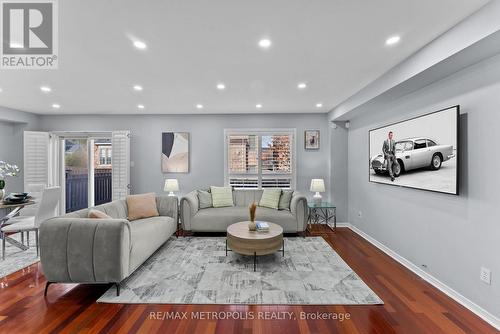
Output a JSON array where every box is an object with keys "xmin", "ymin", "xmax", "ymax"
[
  {"xmin": 316, "ymin": 103, "xmax": 323, "ymax": 108},
  {"xmin": 133, "ymin": 85, "xmax": 143, "ymax": 91},
  {"xmin": 52, "ymin": 103, "xmax": 60, "ymax": 109},
  {"xmin": 256, "ymin": 104, "xmax": 262, "ymax": 109},
  {"xmin": 297, "ymin": 82, "xmax": 307, "ymax": 89},
  {"xmin": 0, "ymin": 88, "xmax": 3, "ymax": 93},
  {"xmin": 196, "ymin": 104, "xmax": 204, "ymax": 109},
  {"xmin": 133, "ymin": 41, "xmax": 147, "ymax": 49},
  {"xmin": 385, "ymin": 35, "xmax": 401, "ymax": 46},
  {"xmin": 216, "ymin": 83, "xmax": 226, "ymax": 90},
  {"xmin": 258, "ymin": 38, "xmax": 272, "ymax": 49},
  {"xmin": 40, "ymin": 86, "xmax": 51, "ymax": 92},
  {"xmin": 137, "ymin": 104, "xmax": 145, "ymax": 109}
]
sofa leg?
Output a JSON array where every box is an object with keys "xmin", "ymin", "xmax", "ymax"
[
  {"xmin": 44, "ymin": 281, "xmax": 53, "ymax": 296},
  {"xmin": 114, "ymin": 283, "xmax": 120, "ymax": 296}
]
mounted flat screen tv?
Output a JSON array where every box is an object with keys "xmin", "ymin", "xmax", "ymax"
[{"xmin": 369, "ymin": 105, "xmax": 459, "ymax": 195}]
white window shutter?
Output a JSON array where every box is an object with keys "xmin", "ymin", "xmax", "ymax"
[
  {"xmin": 112, "ymin": 131, "xmax": 130, "ymax": 200},
  {"xmin": 23, "ymin": 131, "xmax": 50, "ymax": 190},
  {"xmin": 48, "ymin": 133, "xmax": 61, "ymax": 187}
]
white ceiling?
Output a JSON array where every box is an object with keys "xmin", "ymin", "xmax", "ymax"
[{"xmin": 0, "ymin": 0, "xmax": 489, "ymax": 115}]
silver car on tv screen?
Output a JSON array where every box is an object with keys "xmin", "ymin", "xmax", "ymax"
[{"xmin": 371, "ymin": 137, "xmax": 455, "ymax": 177}]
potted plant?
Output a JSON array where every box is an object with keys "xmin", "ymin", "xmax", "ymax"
[{"xmin": 0, "ymin": 161, "xmax": 20, "ymax": 201}]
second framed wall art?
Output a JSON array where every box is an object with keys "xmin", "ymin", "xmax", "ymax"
[{"xmin": 304, "ymin": 130, "xmax": 320, "ymax": 150}]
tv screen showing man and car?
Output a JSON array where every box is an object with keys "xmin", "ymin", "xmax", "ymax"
[{"xmin": 369, "ymin": 105, "xmax": 459, "ymax": 195}]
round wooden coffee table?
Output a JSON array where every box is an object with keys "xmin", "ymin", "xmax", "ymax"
[{"xmin": 226, "ymin": 221, "xmax": 284, "ymax": 271}]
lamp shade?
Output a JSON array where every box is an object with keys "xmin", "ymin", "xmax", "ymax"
[
  {"xmin": 164, "ymin": 179, "xmax": 179, "ymax": 192},
  {"xmin": 310, "ymin": 179, "xmax": 325, "ymax": 192}
]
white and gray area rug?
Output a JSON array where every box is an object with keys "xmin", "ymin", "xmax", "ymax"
[
  {"xmin": 98, "ymin": 237, "xmax": 383, "ymax": 305},
  {"xmin": 0, "ymin": 232, "xmax": 39, "ymax": 278}
]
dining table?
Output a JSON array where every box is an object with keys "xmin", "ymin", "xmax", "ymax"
[{"xmin": 0, "ymin": 200, "xmax": 36, "ymax": 251}]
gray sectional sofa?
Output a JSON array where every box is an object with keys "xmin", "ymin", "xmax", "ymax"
[
  {"xmin": 39, "ymin": 196, "xmax": 178, "ymax": 296},
  {"xmin": 180, "ymin": 189, "xmax": 308, "ymax": 233}
]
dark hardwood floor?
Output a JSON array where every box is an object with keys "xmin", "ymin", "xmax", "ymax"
[{"xmin": 0, "ymin": 226, "xmax": 497, "ymax": 334}]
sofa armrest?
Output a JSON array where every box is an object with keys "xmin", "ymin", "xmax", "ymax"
[
  {"xmin": 40, "ymin": 217, "xmax": 131, "ymax": 284},
  {"xmin": 290, "ymin": 192, "xmax": 308, "ymax": 232},
  {"xmin": 180, "ymin": 191, "xmax": 199, "ymax": 231},
  {"xmin": 156, "ymin": 196, "xmax": 179, "ymax": 222}
]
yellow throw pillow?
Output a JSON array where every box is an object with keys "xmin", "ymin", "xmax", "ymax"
[
  {"xmin": 126, "ymin": 193, "xmax": 159, "ymax": 221},
  {"xmin": 88, "ymin": 209, "xmax": 111, "ymax": 219}
]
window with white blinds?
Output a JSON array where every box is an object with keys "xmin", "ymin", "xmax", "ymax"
[{"xmin": 225, "ymin": 129, "xmax": 295, "ymax": 189}]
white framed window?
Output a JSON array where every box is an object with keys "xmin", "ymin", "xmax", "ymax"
[
  {"xmin": 224, "ymin": 129, "xmax": 296, "ymax": 189},
  {"xmin": 99, "ymin": 147, "xmax": 112, "ymax": 165}
]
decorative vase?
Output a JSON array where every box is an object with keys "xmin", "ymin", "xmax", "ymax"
[
  {"xmin": 248, "ymin": 221, "xmax": 256, "ymax": 231},
  {"xmin": 248, "ymin": 202, "xmax": 257, "ymax": 231}
]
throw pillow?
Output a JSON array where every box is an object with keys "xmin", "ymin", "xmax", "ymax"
[
  {"xmin": 259, "ymin": 188, "xmax": 282, "ymax": 210},
  {"xmin": 88, "ymin": 209, "xmax": 111, "ymax": 219},
  {"xmin": 278, "ymin": 190, "xmax": 294, "ymax": 211},
  {"xmin": 210, "ymin": 186, "xmax": 234, "ymax": 208},
  {"xmin": 126, "ymin": 193, "xmax": 159, "ymax": 221},
  {"xmin": 197, "ymin": 190, "xmax": 213, "ymax": 209}
]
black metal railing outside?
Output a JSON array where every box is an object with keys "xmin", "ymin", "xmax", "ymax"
[
  {"xmin": 94, "ymin": 170, "xmax": 112, "ymax": 206},
  {"xmin": 65, "ymin": 169, "xmax": 112, "ymax": 213}
]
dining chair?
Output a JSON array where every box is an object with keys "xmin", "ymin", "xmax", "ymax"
[
  {"xmin": 18, "ymin": 184, "xmax": 46, "ymax": 217},
  {"xmin": 1, "ymin": 187, "xmax": 61, "ymax": 260},
  {"xmin": 14, "ymin": 183, "xmax": 46, "ymax": 246}
]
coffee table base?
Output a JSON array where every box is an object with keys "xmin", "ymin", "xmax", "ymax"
[{"xmin": 225, "ymin": 239, "xmax": 284, "ymax": 272}]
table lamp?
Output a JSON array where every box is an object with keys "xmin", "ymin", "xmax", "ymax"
[
  {"xmin": 164, "ymin": 179, "xmax": 179, "ymax": 197},
  {"xmin": 310, "ymin": 179, "xmax": 325, "ymax": 204}
]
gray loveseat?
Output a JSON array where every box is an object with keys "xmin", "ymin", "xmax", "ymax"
[
  {"xmin": 39, "ymin": 196, "xmax": 178, "ymax": 296},
  {"xmin": 180, "ymin": 189, "xmax": 308, "ymax": 233}
]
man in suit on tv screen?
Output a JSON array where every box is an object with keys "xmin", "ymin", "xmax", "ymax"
[{"xmin": 382, "ymin": 131, "xmax": 396, "ymax": 182}]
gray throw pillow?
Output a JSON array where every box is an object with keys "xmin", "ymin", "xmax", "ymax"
[
  {"xmin": 278, "ymin": 190, "xmax": 294, "ymax": 211},
  {"xmin": 197, "ymin": 190, "xmax": 213, "ymax": 209}
]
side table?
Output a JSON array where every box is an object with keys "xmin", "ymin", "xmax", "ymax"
[{"xmin": 308, "ymin": 202, "xmax": 336, "ymax": 232}]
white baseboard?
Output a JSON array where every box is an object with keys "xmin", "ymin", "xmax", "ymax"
[{"xmin": 341, "ymin": 223, "xmax": 500, "ymax": 331}]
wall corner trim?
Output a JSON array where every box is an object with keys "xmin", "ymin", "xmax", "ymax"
[{"xmin": 342, "ymin": 223, "xmax": 500, "ymax": 330}]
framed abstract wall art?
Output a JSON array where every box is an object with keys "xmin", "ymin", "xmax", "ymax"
[{"xmin": 162, "ymin": 132, "xmax": 189, "ymax": 173}]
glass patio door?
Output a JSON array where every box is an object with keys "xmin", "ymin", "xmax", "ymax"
[
  {"xmin": 63, "ymin": 137, "xmax": 112, "ymax": 213},
  {"xmin": 64, "ymin": 138, "xmax": 89, "ymax": 212},
  {"xmin": 92, "ymin": 138, "xmax": 112, "ymax": 206}
]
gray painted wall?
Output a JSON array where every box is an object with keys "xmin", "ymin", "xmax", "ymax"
[
  {"xmin": 330, "ymin": 125, "xmax": 348, "ymax": 222},
  {"xmin": 347, "ymin": 53, "xmax": 500, "ymax": 317},
  {"xmin": 0, "ymin": 108, "xmax": 39, "ymax": 193},
  {"xmin": 38, "ymin": 113, "xmax": 334, "ymax": 206},
  {"xmin": 0, "ymin": 121, "xmax": 17, "ymax": 176}
]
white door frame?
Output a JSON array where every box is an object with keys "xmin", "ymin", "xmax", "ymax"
[{"xmin": 57, "ymin": 132, "xmax": 112, "ymax": 213}]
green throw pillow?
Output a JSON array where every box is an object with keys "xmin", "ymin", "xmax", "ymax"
[
  {"xmin": 278, "ymin": 190, "xmax": 294, "ymax": 211},
  {"xmin": 210, "ymin": 186, "xmax": 234, "ymax": 208},
  {"xmin": 259, "ymin": 188, "xmax": 282, "ymax": 210},
  {"xmin": 197, "ymin": 190, "xmax": 213, "ymax": 209}
]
